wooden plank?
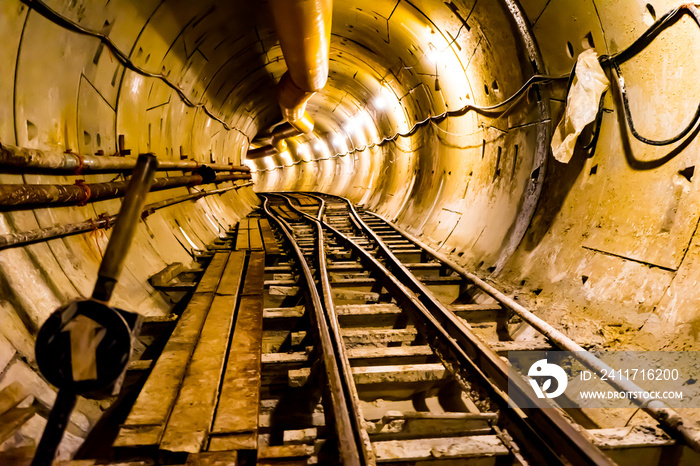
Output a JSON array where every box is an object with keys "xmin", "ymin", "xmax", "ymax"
[
  {"xmin": 185, "ymin": 451, "xmax": 238, "ymax": 465},
  {"xmin": 0, "ymin": 406, "xmax": 37, "ymax": 444},
  {"xmin": 210, "ymin": 295, "xmax": 264, "ymax": 448},
  {"xmin": 149, "ymin": 263, "xmax": 185, "ymax": 288},
  {"xmin": 279, "ymin": 205, "xmax": 298, "ymax": 220},
  {"xmin": 241, "ymin": 251, "xmax": 265, "ymax": 296},
  {"xmin": 217, "ymin": 250, "xmax": 246, "ymax": 296},
  {"xmin": 0, "ymin": 381, "xmax": 28, "ymax": 415},
  {"xmin": 209, "ymin": 431, "xmax": 257, "ymax": 452},
  {"xmin": 259, "ymin": 445, "xmax": 315, "ymax": 459},
  {"xmin": 115, "ymin": 425, "xmax": 162, "ymax": 447},
  {"xmin": 289, "ymin": 363, "xmax": 446, "ymax": 387},
  {"xmin": 450, "ymin": 303, "xmax": 504, "ymax": 323},
  {"xmin": 115, "ymin": 292, "xmax": 216, "ymax": 447},
  {"xmin": 262, "ymin": 346, "xmax": 435, "ymax": 367},
  {"xmin": 271, "ymin": 206, "xmax": 288, "ymax": 220},
  {"xmin": 195, "ymin": 253, "xmax": 230, "ymax": 293},
  {"xmin": 372, "ymin": 435, "xmax": 508, "ymax": 461},
  {"xmin": 249, "ymin": 218, "xmax": 264, "ymax": 250},
  {"xmin": 259, "ymin": 219, "xmax": 280, "ymax": 255},
  {"xmin": 490, "ymin": 340, "xmax": 553, "ymax": 353},
  {"xmin": 209, "ymin": 251, "xmax": 265, "ymax": 451},
  {"xmin": 235, "ymin": 218, "xmax": 250, "ymax": 250},
  {"xmin": 235, "ymin": 229, "xmax": 249, "ymax": 251},
  {"xmin": 0, "ymin": 446, "xmax": 34, "ymax": 465},
  {"xmin": 160, "ymin": 294, "xmax": 240, "ymax": 453}
]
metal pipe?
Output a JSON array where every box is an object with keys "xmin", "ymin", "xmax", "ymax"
[
  {"xmin": 0, "ymin": 172, "xmax": 251, "ymax": 210},
  {"xmin": 276, "ymin": 73, "xmax": 316, "ymax": 129},
  {"xmin": 0, "ymin": 143, "xmax": 250, "ymax": 174},
  {"xmin": 0, "ymin": 182, "xmax": 253, "ymax": 251},
  {"xmin": 246, "ymin": 146, "xmax": 277, "ymax": 160},
  {"xmin": 270, "ymin": 0, "xmax": 332, "ymax": 91},
  {"xmin": 30, "ymin": 388, "xmax": 77, "ymax": 466},
  {"xmin": 270, "ymin": 0, "xmax": 332, "ymax": 129},
  {"xmin": 248, "ymin": 115, "xmax": 316, "ymax": 160},
  {"xmin": 92, "ymin": 154, "xmax": 157, "ymax": 302},
  {"xmin": 367, "ymin": 210, "xmax": 700, "ymax": 453}
]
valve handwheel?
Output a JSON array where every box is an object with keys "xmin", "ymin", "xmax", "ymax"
[{"xmin": 35, "ymin": 300, "xmax": 132, "ymax": 394}]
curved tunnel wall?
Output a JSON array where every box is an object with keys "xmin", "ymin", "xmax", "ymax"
[
  {"xmin": 255, "ymin": 0, "xmax": 700, "ymax": 352},
  {"xmin": 0, "ymin": 0, "xmax": 698, "ymax": 458}
]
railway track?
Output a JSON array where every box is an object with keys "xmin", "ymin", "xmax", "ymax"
[
  {"xmin": 257, "ymin": 192, "xmax": 700, "ymax": 466},
  {"xmin": 67, "ymin": 191, "xmax": 700, "ymax": 465}
]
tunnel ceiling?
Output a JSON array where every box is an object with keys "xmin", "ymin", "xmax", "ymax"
[
  {"xmin": 3, "ymin": 0, "xmax": 553, "ymax": 275},
  {"xmin": 250, "ymin": 0, "xmax": 549, "ymax": 275}
]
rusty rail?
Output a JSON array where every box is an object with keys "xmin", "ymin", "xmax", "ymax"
[
  {"xmin": 365, "ymin": 208, "xmax": 700, "ymax": 454},
  {"xmin": 272, "ymin": 193, "xmax": 375, "ymax": 464},
  {"xmin": 260, "ymin": 194, "xmax": 365, "ymax": 466},
  {"xmin": 283, "ymin": 192, "xmax": 615, "ymax": 466}
]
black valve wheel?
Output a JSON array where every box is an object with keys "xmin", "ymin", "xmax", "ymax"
[{"xmin": 35, "ymin": 299, "xmax": 132, "ymax": 395}]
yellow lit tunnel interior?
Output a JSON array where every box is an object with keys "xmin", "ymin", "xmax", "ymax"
[{"xmin": 0, "ymin": 0, "xmax": 699, "ymax": 457}]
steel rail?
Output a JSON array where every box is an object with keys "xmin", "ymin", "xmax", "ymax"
[
  {"xmin": 280, "ymin": 193, "xmax": 556, "ymax": 464},
  {"xmin": 275, "ymin": 193, "xmax": 375, "ymax": 465},
  {"xmin": 365, "ymin": 209, "xmax": 700, "ymax": 453},
  {"xmin": 259, "ymin": 195, "xmax": 363, "ymax": 466},
  {"xmin": 302, "ymin": 192, "xmax": 615, "ymax": 466}
]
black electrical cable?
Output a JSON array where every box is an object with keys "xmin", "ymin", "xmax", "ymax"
[
  {"xmin": 609, "ymin": 60, "xmax": 700, "ymax": 146},
  {"xmin": 256, "ymin": 71, "xmax": 570, "ymax": 172},
  {"xmin": 608, "ymin": 4, "xmax": 700, "ymax": 65},
  {"xmin": 594, "ymin": 4, "xmax": 700, "ymax": 147},
  {"xmin": 580, "ymin": 91, "xmax": 608, "ymax": 154}
]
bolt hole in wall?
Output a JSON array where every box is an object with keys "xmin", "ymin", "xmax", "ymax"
[
  {"xmin": 566, "ymin": 41, "xmax": 574, "ymax": 58},
  {"xmin": 494, "ymin": 146, "xmax": 502, "ymax": 180},
  {"xmin": 26, "ymin": 120, "xmax": 38, "ymax": 141},
  {"xmin": 679, "ymin": 166, "xmax": 695, "ymax": 182},
  {"xmin": 582, "ymin": 32, "xmax": 595, "ymax": 49},
  {"xmin": 84, "ymin": 131, "xmax": 91, "ymax": 146}
]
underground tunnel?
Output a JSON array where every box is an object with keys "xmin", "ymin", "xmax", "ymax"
[{"xmin": 0, "ymin": 0, "xmax": 699, "ymax": 464}]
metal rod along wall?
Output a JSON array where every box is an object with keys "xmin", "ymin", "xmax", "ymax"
[
  {"xmin": 0, "ymin": 173, "xmax": 252, "ymax": 210},
  {"xmin": 0, "ymin": 143, "xmax": 250, "ymax": 174},
  {"xmin": 0, "ymin": 182, "xmax": 253, "ymax": 251}
]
